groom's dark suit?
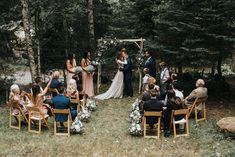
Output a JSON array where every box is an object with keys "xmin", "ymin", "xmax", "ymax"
[{"xmin": 123, "ymin": 56, "xmax": 133, "ymax": 97}]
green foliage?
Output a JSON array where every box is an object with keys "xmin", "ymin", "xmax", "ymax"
[{"xmin": 0, "ymin": 60, "xmax": 14, "ymax": 103}]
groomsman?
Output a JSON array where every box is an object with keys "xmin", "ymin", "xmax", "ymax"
[{"xmin": 144, "ymin": 51, "xmax": 156, "ymax": 77}]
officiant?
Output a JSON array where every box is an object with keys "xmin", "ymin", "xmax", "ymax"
[{"xmin": 144, "ymin": 51, "xmax": 156, "ymax": 78}]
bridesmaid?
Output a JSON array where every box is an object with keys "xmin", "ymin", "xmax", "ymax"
[
  {"xmin": 81, "ymin": 52, "xmax": 94, "ymax": 97},
  {"xmin": 66, "ymin": 53, "xmax": 77, "ymax": 84}
]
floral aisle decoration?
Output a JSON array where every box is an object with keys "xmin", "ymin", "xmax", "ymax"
[
  {"xmin": 71, "ymin": 116, "xmax": 85, "ymax": 134},
  {"xmin": 129, "ymin": 99, "xmax": 143, "ymax": 136},
  {"xmin": 86, "ymin": 98, "xmax": 97, "ymax": 112},
  {"xmin": 80, "ymin": 106, "xmax": 91, "ymax": 122}
]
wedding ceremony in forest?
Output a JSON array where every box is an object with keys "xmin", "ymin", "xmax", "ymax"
[{"xmin": 0, "ymin": 0, "xmax": 235, "ymax": 157}]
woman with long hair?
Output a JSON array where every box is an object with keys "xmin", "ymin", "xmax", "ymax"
[
  {"xmin": 94, "ymin": 51, "xmax": 127, "ymax": 100},
  {"xmin": 31, "ymin": 78, "xmax": 52, "ymax": 115},
  {"xmin": 81, "ymin": 52, "xmax": 94, "ymax": 97}
]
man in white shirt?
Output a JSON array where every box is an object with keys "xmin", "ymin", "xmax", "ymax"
[{"xmin": 159, "ymin": 62, "xmax": 170, "ymax": 93}]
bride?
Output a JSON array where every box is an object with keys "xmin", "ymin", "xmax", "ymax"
[{"xmin": 94, "ymin": 51, "xmax": 127, "ymax": 100}]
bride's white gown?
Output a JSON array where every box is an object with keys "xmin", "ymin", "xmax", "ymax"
[{"xmin": 94, "ymin": 59, "xmax": 127, "ymax": 100}]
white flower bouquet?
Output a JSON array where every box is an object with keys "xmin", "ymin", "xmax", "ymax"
[
  {"xmin": 85, "ymin": 65, "xmax": 95, "ymax": 73},
  {"xmin": 71, "ymin": 116, "xmax": 85, "ymax": 134},
  {"xmin": 87, "ymin": 99, "xmax": 97, "ymax": 112},
  {"xmin": 129, "ymin": 123, "xmax": 143, "ymax": 136},
  {"xmin": 75, "ymin": 66, "xmax": 83, "ymax": 73},
  {"xmin": 80, "ymin": 107, "xmax": 91, "ymax": 122}
]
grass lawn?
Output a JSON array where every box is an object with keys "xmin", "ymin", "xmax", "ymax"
[{"xmin": 0, "ymin": 92, "xmax": 235, "ymax": 157}]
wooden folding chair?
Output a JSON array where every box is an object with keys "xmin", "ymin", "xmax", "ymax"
[
  {"xmin": 53, "ymin": 109, "xmax": 72, "ymax": 137},
  {"xmin": 8, "ymin": 100, "xmax": 28, "ymax": 130},
  {"xmin": 143, "ymin": 111, "xmax": 162, "ymax": 139},
  {"xmin": 27, "ymin": 106, "xmax": 49, "ymax": 134},
  {"xmin": 172, "ymin": 109, "xmax": 189, "ymax": 138},
  {"xmin": 187, "ymin": 96, "xmax": 207, "ymax": 123}
]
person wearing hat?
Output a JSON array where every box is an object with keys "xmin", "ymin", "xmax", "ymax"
[{"xmin": 159, "ymin": 61, "xmax": 170, "ymax": 94}]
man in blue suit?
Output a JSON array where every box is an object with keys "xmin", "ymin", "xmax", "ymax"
[
  {"xmin": 52, "ymin": 85, "xmax": 77, "ymax": 126},
  {"xmin": 144, "ymin": 51, "xmax": 156, "ymax": 77}
]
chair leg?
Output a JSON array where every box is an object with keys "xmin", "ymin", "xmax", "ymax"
[
  {"xmin": 18, "ymin": 115, "xmax": 21, "ymax": 129},
  {"xmin": 173, "ymin": 119, "xmax": 176, "ymax": 138},
  {"xmin": 68, "ymin": 119, "xmax": 70, "ymax": 137},
  {"xmin": 39, "ymin": 120, "xmax": 41, "ymax": 134},
  {"xmin": 143, "ymin": 117, "xmax": 146, "ymax": 138},
  {"xmin": 54, "ymin": 122, "xmax": 57, "ymax": 136}
]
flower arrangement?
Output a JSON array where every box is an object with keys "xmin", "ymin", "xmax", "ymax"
[
  {"xmin": 80, "ymin": 107, "xmax": 91, "ymax": 122},
  {"xmin": 129, "ymin": 123, "xmax": 142, "ymax": 136},
  {"xmin": 129, "ymin": 99, "xmax": 143, "ymax": 136},
  {"xmin": 75, "ymin": 66, "xmax": 83, "ymax": 73},
  {"xmin": 85, "ymin": 65, "xmax": 96, "ymax": 73},
  {"xmin": 86, "ymin": 99, "xmax": 97, "ymax": 112},
  {"xmin": 71, "ymin": 116, "xmax": 85, "ymax": 134}
]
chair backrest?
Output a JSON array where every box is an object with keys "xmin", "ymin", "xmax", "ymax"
[
  {"xmin": 8, "ymin": 100, "xmax": 20, "ymax": 108},
  {"xmin": 26, "ymin": 106, "xmax": 45, "ymax": 118},
  {"xmin": 70, "ymin": 98, "xmax": 80, "ymax": 104},
  {"xmin": 53, "ymin": 109, "xmax": 72, "ymax": 121},
  {"xmin": 194, "ymin": 96, "xmax": 207, "ymax": 105},
  {"xmin": 173, "ymin": 109, "xmax": 188, "ymax": 116},
  {"xmin": 144, "ymin": 111, "xmax": 162, "ymax": 117}
]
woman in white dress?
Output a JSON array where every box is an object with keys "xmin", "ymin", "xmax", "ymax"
[{"xmin": 95, "ymin": 52, "xmax": 127, "ymax": 100}]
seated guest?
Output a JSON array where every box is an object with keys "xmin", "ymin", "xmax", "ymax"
[
  {"xmin": 50, "ymin": 71, "xmax": 62, "ymax": 97},
  {"xmin": 9, "ymin": 84, "xmax": 28, "ymax": 115},
  {"xmin": 163, "ymin": 90, "xmax": 184, "ymax": 137},
  {"xmin": 172, "ymin": 82, "xmax": 184, "ymax": 100},
  {"xmin": 143, "ymin": 89, "xmax": 164, "ymax": 129},
  {"xmin": 170, "ymin": 73, "xmax": 183, "ymax": 91},
  {"xmin": 185, "ymin": 79, "xmax": 207, "ymax": 108},
  {"xmin": 33, "ymin": 76, "xmax": 44, "ymax": 92},
  {"xmin": 66, "ymin": 79, "xmax": 79, "ymax": 99},
  {"xmin": 31, "ymin": 77, "xmax": 52, "ymax": 116},
  {"xmin": 142, "ymin": 77, "xmax": 160, "ymax": 101},
  {"xmin": 142, "ymin": 68, "xmax": 150, "ymax": 92},
  {"xmin": 52, "ymin": 85, "xmax": 77, "ymax": 126}
]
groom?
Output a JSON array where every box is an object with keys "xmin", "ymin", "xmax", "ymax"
[{"xmin": 121, "ymin": 48, "xmax": 133, "ymax": 97}]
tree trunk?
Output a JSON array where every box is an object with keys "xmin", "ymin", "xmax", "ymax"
[
  {"xmin": 21, "ymin": 0, "xmax": 37, "ymax": 81},
  {"xmin": 232, "ymin": 47, "xmax": 235, "ymax": 72},
  {"xmin": 211, "ymin": 63, "xmax": 215, "ymax": 75},
  {"xmin": 87, "ymin": 0, "xmax": 95, "ymax": 53},
  {"xmin": 217, "ymin": 56, "xmax": 222, "ymax": 77}
]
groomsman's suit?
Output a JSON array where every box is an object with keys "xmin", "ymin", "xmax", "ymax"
[
  {"xmin": 144, "ymin": 56, "xmax": 156, "ymax": 77},
  {"xmin": 123, "ymin": 55, "xmax": 133, "ymax": 97}
]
